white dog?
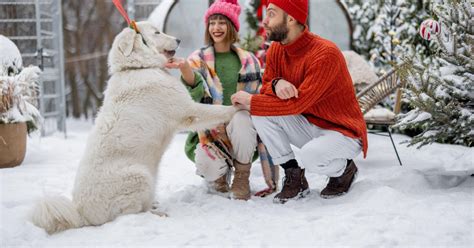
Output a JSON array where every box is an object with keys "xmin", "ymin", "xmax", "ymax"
[{"xmin": 31, "ymin": 21, "xmax": 236, "ymax": 234}]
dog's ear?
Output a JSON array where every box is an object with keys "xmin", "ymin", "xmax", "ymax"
[{"xmin": 117, "ymin": 29, "xmax": 138, "ymax": 57}]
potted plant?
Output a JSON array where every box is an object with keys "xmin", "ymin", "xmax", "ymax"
[{"xmin": 0, "ymin": 35, "xmax": 42, "ymax": 168}]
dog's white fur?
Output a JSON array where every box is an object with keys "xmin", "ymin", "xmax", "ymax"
[{"xmin": 31, "ymin": 22, "xmax": 236, "ymax": 234}]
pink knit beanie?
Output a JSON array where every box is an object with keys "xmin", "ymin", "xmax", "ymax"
[{"xmin": 204, "ymin": 0, "xmax": 241, "ymax": 32}]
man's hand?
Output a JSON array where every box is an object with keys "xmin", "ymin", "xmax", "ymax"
[
  {"xmin": 231, "ymin": 91, "xmax": 252, "ymax": 110},
  {"xmin": 274, "ymin": 79, "xmax": 299, "ymax": 100}
]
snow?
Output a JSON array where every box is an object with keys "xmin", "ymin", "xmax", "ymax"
[
  {"xmin": 1, "ymin": 119, "xmax": 473, "ymax": 247},
  {"xmin": 0, "ymin": 66, "xmax": 42, "ymax": 127},
  {"xmin": 411, "ymin": 111, "xmax": 432, "ymax": 123},
  {"xmin": 363, "ymin": 107, "xmax": 395, "ymax": 121},
  {"xmin": 0, "ymin": 35, "xmax": 22, "ymax": 76}
]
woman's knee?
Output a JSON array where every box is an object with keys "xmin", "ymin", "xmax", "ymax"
[
  {"xmin": 227, "ymin": 111, "xmax": 257, "ymax": 146},
  {"xmin": 229, "ymin": 110, "xmax": 253, "ymax": 129}
]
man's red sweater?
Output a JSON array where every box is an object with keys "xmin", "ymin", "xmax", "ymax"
[{"xmin": 250, "ymin": 28, "xmax": 368, "ymax": 157}]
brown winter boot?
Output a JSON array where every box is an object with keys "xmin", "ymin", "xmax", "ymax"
[
  {"xmin": 274, "ymin": 167, "xmax": 310, "ymax": 204},
  {"xmin": 320, "ymin": 160, "xmax": 358, "ymax": 199},
  {"xmin": 230, "ymin": 161, "xmax": 251, "ymax": 200},
  {"xmin": 211, "ymin": 174, "xmax": 229, "ymax": 193}
]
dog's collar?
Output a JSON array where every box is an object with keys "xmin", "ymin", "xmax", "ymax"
[{"xmin": 116, "ymin": 65, "xmax": 164, "ymax": 72}]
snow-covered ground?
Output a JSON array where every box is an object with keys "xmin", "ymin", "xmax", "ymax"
[{"xmin": 1, "ymin": 119, "xmax": 473, "ymax": 247}]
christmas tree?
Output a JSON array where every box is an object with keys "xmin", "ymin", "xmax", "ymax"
[
  {"xmin": 342, "ymin": 0, "xmax": 382, "ymax": 61},
  {"xmin": 240, "ymin": 0, "xmax": 269, "ymax": 67},
  {"xmin": 241, "ymin": 0, "xmax": 265, "ymax": 53},
  {"xmin": 396, "ymin": 0, "xmax": 473, "ymax": 148},
  {"xmin": 342, "ymin": 0, "xmax": 433, "ymax": 72}
]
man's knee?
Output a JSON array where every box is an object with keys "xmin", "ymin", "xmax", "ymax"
[
  {"xmin": 299, "ymin": 144, "xmax": 327, "ymax": 168},
  {"xmin": 251, "ymin": 115, "xmax": 271, "ymax": 127}
]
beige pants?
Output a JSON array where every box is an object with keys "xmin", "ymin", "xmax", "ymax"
[{"xmin": 195, "ymin": 110, "xmax": 257, "ymax": 181}]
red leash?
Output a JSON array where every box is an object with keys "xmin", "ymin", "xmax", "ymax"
[{"xmin": 112, "ymin": 0, "xmax": 140, "ymax": 33}]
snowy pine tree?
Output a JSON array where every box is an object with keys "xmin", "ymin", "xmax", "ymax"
[
  {"xmin": 342, "ymin": 0, "xmax": 382, "ymax": 60},
  {"xmin": 343, "ymin": 0, "xmax": 433, "ymax": 72},
  {"xmin": 240, "ymin": 0, "xmax": 264, "ymax": 53},
  {"xmin": 397, "ymin": 0, "xmax": 474, "ymax": 147},
  {"xmin": 369, "ymin": 0, "xmax": 433, "ymax": 69}
]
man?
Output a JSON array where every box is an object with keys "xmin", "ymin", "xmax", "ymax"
[{"xmin": 231, "ymin": 0, "xmax": 368, "ymax": 203}]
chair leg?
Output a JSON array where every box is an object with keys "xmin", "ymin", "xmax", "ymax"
[{"xmin": 388, "ymin": 127, "xmax": 402, "ymax": 166}]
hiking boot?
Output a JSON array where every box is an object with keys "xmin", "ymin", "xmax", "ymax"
[
  {"xmin": 210, "ymin": 173, "xmax": 229, "ymax": 193},
  {"xmin": 274, "ymin": 167, "xmax": 309, "ymax": 204},
  {"xmin": 320, "ymin": 160, "xmax": 358, "ymax": 199},
  {"xmin": 230, "ymin": 161, "xmax": 251, "ymax": 200}
]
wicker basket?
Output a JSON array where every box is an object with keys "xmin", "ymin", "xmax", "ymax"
[{"xmin": 0, "ymin": 122, "xmax": 27, "ymax": 168}]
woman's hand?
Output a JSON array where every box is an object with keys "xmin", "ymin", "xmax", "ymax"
[
  {"xmin": 165, "ymin": 57, "xmax": 195, "ymax": 86},
  {"xmin": 165, "ymin": 57, "xmax": 187, "ymax": 69}
]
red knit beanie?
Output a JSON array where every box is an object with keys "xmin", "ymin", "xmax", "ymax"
[
  {"xmin": 268, "ymin": 0, "xmax": 308, "ymax": 25},
  {"xmin": 204, "ymin": 0, "xmax": 241, "ymax": 31}
]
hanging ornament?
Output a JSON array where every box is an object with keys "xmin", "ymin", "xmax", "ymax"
[{"xmin": 419, "ymin": 19, "xmax": 441, "ymax": 40}]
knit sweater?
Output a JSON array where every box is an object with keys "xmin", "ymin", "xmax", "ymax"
[
  {"xmin": 215, "ymin": 51, "xmax": 241, "ymax": 106},
  {"xmin": 250, "ymin": 28, "xmax": 368, "ymax": 157},
  {"xmin": 183, "ymin": 45, "xmax": 262, "ymax": 162}
]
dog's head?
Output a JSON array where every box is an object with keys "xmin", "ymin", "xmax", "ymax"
[{"xmin": 108, "ymin": 21, "xmax": 180, "ymax": 74}]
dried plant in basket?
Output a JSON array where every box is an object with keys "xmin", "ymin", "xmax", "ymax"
[{"xmin": 0, "ymin": 66, "xmax": 42, "ymax": 134}]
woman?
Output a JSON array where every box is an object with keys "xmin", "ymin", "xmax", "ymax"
[{"xmin": 166, "ymin": 0, "xmax": 265, "ymax": 200}]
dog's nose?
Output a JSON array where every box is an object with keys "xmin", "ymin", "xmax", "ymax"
[{"xmin": 176, "ymin": 39, "xmax": 181, "ymax": 45}]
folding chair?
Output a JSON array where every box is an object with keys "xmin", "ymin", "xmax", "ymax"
[{"xmin": 356, "ymin": 64, "xmax": 406, "ymax": 166}]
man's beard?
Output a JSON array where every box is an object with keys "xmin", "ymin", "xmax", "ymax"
[{"xmin": 265, "ymin": 16, "xmax": 289, "ymax": 42}]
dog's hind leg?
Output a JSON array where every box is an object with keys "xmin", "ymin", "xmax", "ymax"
[
  {"xmin": 105, "ymin": 164, "xmax": 162, "ymax": 221},
  {"xmin": 181, "ymin": 103, "xmax": 237, "ymax": 131}
]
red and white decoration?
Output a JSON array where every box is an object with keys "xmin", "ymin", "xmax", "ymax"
[{"xmin": 419, "ymin": 19, "xmax": 441, "ymax": 41}]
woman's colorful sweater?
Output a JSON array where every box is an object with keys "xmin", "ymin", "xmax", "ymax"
[{"xmin": 183, "ymin": 45, "xmax": 262, "ymax": 162}]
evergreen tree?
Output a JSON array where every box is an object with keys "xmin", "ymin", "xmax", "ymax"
[
  {"xmin": 343, "ymin": 0, "xmax": 433, "ymax": 72},
  {"xmin": 396, "ymin": 0, "xmax": 473, "ymax": 147},
  {"xmin": 241, "ymin": 0, "xmax": 264, "ymax": 53},
  {"xmin": 343, "ymin": 0, "xmax": 382, "ymax": 60}
]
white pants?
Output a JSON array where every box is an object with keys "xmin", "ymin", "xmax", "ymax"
[
  {"xmin": 195, "ymin": 110, "xmax": 257, "ymax": 181},
  {"xmin": 252, "ymin": 115, "xmax": 362, "ymax": 177}
]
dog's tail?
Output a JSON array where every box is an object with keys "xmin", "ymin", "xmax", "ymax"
[{"xmin": 31, "ymin": 196, "xmax": 85, "ymax": 234}]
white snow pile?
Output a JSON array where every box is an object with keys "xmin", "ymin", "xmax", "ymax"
[{"xmin": 0, "ymin": 35, "xmax": 23, "ymax": 76}]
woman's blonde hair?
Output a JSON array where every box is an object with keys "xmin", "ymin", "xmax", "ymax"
[{"xmin": 205, "ymin": 14, "xmax": 239, "ymax": 45}]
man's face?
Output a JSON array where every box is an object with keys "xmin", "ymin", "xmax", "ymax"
[{"xmin": 263, "ymin": 4, "xmax": 289, "ymax": 42}]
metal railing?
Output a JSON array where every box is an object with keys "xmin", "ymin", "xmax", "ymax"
[{"xmin": 0, "ymin": 0, "xmax": 66, "ymax": 136}]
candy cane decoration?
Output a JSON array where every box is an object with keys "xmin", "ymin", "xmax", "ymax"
[{"xmin": 112, "ymin": 0, "xmax": 140, "ymax": 33}]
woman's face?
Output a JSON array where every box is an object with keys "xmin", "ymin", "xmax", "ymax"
[{"xmin": 208, "ymin": 17, "xmax": 228, "ymax": 45}]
